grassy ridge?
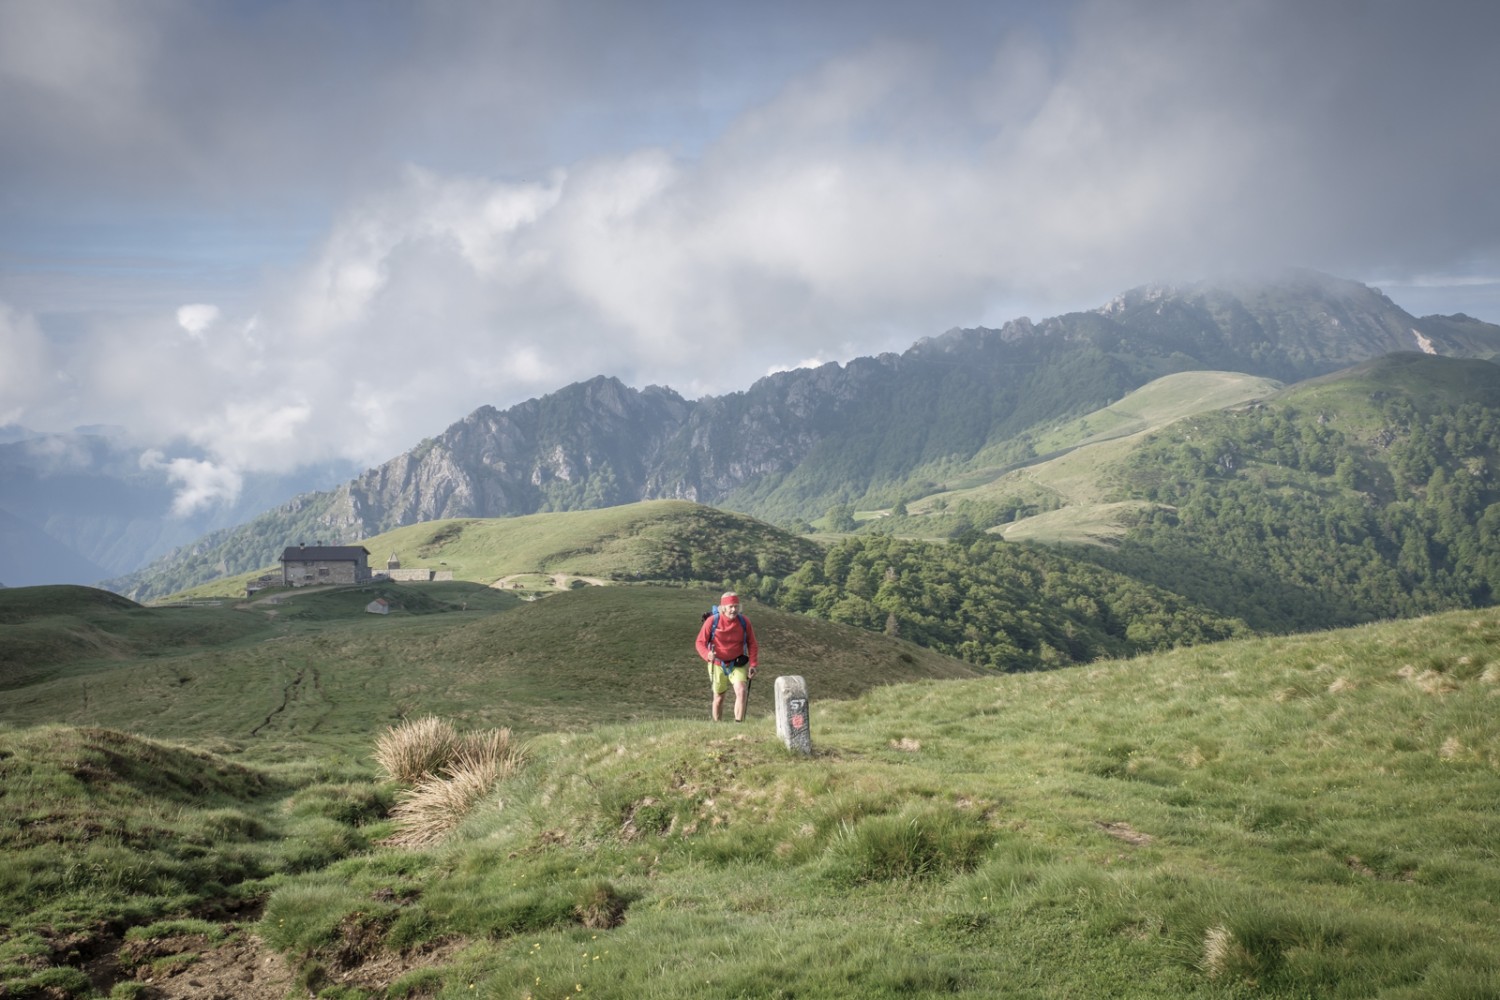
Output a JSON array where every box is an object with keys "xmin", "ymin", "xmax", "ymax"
[
  {"xmin": 3, "ymin": 603, "xmax": 1497, "ymax": 997},
  {"xmin": 0, "ymin": 585, "xmax": 976, "ymax": 759},
  {"xmin": 265, "ymin": 606, "xmax": 1497, "ymax": 998},
  {"xmin": 0, "ymin": 585, "xmax": 271, "ymax": 687},
  {"xmin": 166, "ymin": 500, "xmax": 823, "ymax": 602},
  {"xmin": 895, "ymin": 372, "xmax": 1281, "ymax": 544}
]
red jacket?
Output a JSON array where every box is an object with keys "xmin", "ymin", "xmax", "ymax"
[{"xmin": 696, "ymin": 611, "xmax": 758, "ymax": 667}]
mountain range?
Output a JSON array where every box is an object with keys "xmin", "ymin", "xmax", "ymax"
[{"xmin": 6, "ymin": 268, "xmax": 1497, "ymax": 601}]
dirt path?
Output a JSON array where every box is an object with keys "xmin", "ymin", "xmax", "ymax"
[
  {"xmin": 86, "ymin": 922, "xmax": 468, "ymax": 998},
  {"xmin": 491, "ymin": 572, "xmax": 609, "ymax": 590},
  {"xmin": 114, "ymin": 931, "xmax": 295, "ymax": 1000}
]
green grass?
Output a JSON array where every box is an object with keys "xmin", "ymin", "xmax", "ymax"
[
  {"xmin": 165, "ymin": 500, "xmax": 823, "ymax": 602},
  {"xmin": 245, "ymin": 606, "xmax": 1499, "ymax": 999},
  {"xmin": 1029, "ymin": 371, "xmax": 1283, "ymax": 453},
  {"xmin": 899, "ymin": 373, "xmax": 1280, "ymax": 536},
  {"xmin": 0, "ymin": 724, "xmax": 385, "ymax": 989},
  {"xmin": 4, "ymin": 596, "xmax": 1497, "ymax": 997},
  {"xmin": 995, "ymin": 499, "xmax": 1162, "ymax": 545},
  {"xmin": 0, "ymin": 585, "xmax": 975, "ymax": 760}
]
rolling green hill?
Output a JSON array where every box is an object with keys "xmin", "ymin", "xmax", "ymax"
[
  {"xmin": 897, "ymin": 371, "xmax": 1283, "ymax": 543},
  {"xmin": 860, "ymin": 354, "xmax": 1500, "ymax": 635},
  {"xmin": 2, "ymin": 603, "xmax": 1496, "ymax": 998},
  {"xmin": 1077, "ymin": 353, "xmax": 1500, "ymax": 631},
  {"xmin": 21, "ymin": 485, "xmax": 1255, "ymax": 701},
  {"xmin": 0, "ymin": 584, "xmax": 977, "ymax": 755},
  {"xmin": 163, "ymin": 500, "xmax": 822, "ymax": 602}
]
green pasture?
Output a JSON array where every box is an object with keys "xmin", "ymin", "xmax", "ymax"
[
  {"xmin": 0, "ymin": 584, "xmax": 972, "ymax": 759},
  {"xmin": 2, "ymin": 579, "xmax": 1497, "ymax": 997},
  {"xmin": 893, "ymin": 372, "xmax": 1280, "ymax": 541},
  {"xmin": 166, "ymin": 500, "xmax": 821, "ymax": 602}
]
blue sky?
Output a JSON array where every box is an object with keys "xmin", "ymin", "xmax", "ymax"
[{"xmin": 2, "ymin": 0, "xmax": 1498, "ymax": 513}]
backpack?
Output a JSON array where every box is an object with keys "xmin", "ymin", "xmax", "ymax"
[{"xmin": 702, "ymin": 605, "xmax": 750, "ymax": 674}]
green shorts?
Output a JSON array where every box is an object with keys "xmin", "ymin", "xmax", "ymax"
[{"xmin": 708, "ymin": 661, "xmax": 749, "ymax": 695}]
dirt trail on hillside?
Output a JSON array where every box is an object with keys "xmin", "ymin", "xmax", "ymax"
[
  {"xmin": 491, "ymin": 572, "xmax": 608, "ymax": 589},
  {"xmin": 93, "ymin": 925, "xmax": 467, "ymax": 998},
  {"xmin": 116, "ymin": 932, "xmax": 294, "ymax": 999}
]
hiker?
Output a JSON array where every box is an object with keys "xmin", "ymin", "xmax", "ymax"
[{"xmin": 696, "ymin": 591, "xmax": 759, "ymax": 722}]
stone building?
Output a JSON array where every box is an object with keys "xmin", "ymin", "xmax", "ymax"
[{"xmin": 279, "ymin": 543, "xmax": 372, "ymax": 587}]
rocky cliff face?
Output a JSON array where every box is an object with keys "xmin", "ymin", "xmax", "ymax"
[
  {"xmin": 103, "ymin": 269, "xmax": 1500, "ymax": 598},
  {"xmin": 328, "ymin": 270, "xmax": 1500, "ymax": 537},
  {"xmin": 341, "ymin": 376, "xmax": 695, "ymax": 532}
]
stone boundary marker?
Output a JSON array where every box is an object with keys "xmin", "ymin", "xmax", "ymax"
[{"xmin": 774, "ymin": 675, "xmax": 812, "ymax": 755}]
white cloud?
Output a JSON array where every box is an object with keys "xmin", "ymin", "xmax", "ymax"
[
  {"xmin": 176, "ymin": 303, "xmax": 220, "ymax": 337},
  {"xmin": 0, "ymin": 300, "xmax": 54, "ymax": 426},
  {"xmin": 139, "ymin": 449, "xmax": 244, "ymax": 516},
  {"xmin": 22, "ymin": 432, "xmax": 94, "ymax": 470},
  {"xmin": 767, "ymin": 356, "xmax": 836, "ymax": 377},
  {"xmin": 7, "ymin": 0, "xmax": 1500, "ymax": 497}
]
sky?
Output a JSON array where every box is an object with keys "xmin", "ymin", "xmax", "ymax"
[{"xmin": 2, "ymin": 0, "xmax": 1499, "ymax": 515}]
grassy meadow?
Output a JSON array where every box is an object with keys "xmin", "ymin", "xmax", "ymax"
[
  {"xmin": 2, "ymin": 575, "xmax": 1498, "ymax": 997},
  {"xmin": 898, "ymin": 372, "xmax": 1283, "ymax": 541},
  {"xmin": 165, "ymin": 500, "xmax": 821, "ymax": 603},
  {"xmin": 1, "ymin": 584, "xmax": 971, "ymax": 756}
]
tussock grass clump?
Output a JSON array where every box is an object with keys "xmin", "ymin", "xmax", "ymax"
[
  {"xmin": 574, "ymin": 880, "xmax": 629, "ymax": 929},
  {"xmin": 1202, "ymin": 924, "xmax": 1254, "ymax": 979},
  {"xmin": 374, "ymin": 716, "xmax": 460, "ymax": 785},
  {"xmin": 386, "ymin": 758, "xmax": 501, "ymax": 849},
  {"xmin": 454, "ymin": 726, "xmax": 526, "ymax": 774},
  {"xmin": 823, "ymin": 805, "xmax": 992, "ymax": 885},
  {"xmin": 378, "ymin": 721, "xmax": 526, "ymax": 848}
]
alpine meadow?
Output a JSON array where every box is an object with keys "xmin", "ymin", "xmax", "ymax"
[{"xmin": 4, "ymin": 271, "xmax": 1500, "ymax": 999}]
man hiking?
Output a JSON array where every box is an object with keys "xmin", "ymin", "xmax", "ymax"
[{"xmin": 696, "ymin": 592, "xmax": 759, "ymax": 722}]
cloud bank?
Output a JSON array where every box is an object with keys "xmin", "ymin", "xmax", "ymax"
[{"xmin": 2, "ymin": 0, "xmax": 1498, "ymax": 512}]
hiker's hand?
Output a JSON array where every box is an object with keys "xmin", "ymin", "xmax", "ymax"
[{"xmin": 748, "ymin": 666, "xmax": 757, "ymax": 678}]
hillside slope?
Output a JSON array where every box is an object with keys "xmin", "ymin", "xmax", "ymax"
[
  {"xmin": 903, "ymin": 370, "xmax": 1283, "ymax": 544},
  {"xmin": 1070, "ymin": 353, "xmax": 1500, "ymax": 631},
  {"xmin": 0, "ymin": 585, "xmax": 979, "ymax": 747},
  {"xmin": 4, "ymin": 606, "xmax": 1496, "ymax": 998},
  {"xmin": 167, "ymin": 500, "xmax": 823, "ymax": 602}
]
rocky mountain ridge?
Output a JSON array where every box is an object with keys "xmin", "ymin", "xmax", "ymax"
[{"xmin": 97, "ymin": 269, "xmax": 1500, "ymax": 600}]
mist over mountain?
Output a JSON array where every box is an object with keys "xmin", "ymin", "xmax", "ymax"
[
  {"xmin": 0, "ymin": 433, "xmax": 357, "ymax": 588},
  {"xmin": 88, "ymin": 269, "xmax": 1500, "ymax": 603}
]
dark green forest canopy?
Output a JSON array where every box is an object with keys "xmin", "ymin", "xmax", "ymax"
[
  {"xmin": 738, "ymin": 534, "xmax": 1249, "ymax": 671},
  {"xmin": 1073, "ymin": 387, "xmax": 1500, "ymax": 632}
]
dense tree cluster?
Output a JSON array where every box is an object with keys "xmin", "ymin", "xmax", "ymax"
[
  {"xmin": 725, "ymin": 534, "xmax": 1248, "ymax": 672},
  {"xmin": 1079, "ymin": 400, "xmax": 1500, "ymax": 631},
  {"xmin": 622, "ymin": 507, "xmax": 820, "ymax": 584}
]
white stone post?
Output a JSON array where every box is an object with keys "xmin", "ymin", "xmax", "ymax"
[{"xmin": 774, "ymin": 675, "xmax": 812, "ymax": 755}]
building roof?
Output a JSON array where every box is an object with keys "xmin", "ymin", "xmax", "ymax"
[{"xmin": 280, "ymin": 545, "xmax": 371, "ymax": 563}]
